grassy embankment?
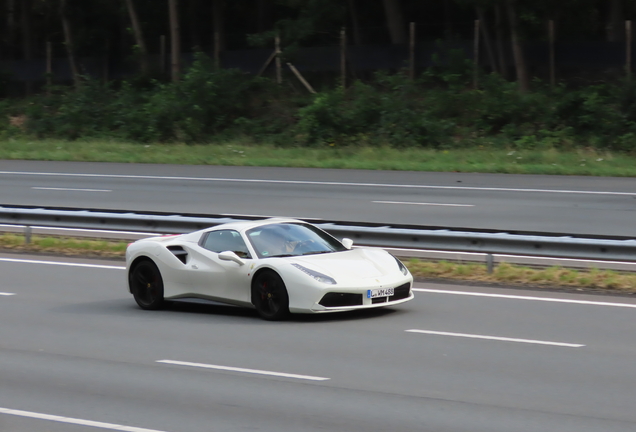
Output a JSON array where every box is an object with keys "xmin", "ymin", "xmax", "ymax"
[
  {"xmin": 2, "ymin": 138, "xmax": 636, "ymax": 176},
  {"xmin": 2, "ymin": 233, "xmax": 635, "ymax": 293}
]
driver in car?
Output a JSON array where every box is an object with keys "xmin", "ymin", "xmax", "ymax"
[{"xmin": 255, "ymin": 227, "xmax": 297, "ymax": 257}]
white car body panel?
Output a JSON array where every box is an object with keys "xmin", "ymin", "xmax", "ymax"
[{"xmin": 126, "ymin": 219, "xmax": 414, "ymax": 315}]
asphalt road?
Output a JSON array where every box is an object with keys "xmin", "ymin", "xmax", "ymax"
[
  {"xmin": 1, "ymin": 160, "xmax": 636, "ymax": 237},
  {"xmin": 2, "ymin": 253, "xmax": 636, "ymax": 432}
]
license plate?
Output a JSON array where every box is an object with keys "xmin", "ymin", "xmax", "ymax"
[{"xmin": 367, "ymin": 288, "xmax": 394, "ymax": 298}]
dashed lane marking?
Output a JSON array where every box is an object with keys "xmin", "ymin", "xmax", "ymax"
[{"xmin": 0, "ymin": 407, "xmax": 169, "ymax": 432}]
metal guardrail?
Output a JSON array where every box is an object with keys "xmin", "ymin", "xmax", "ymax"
[{"xmin": 1, "ymin": 205, "xmax": 636, "ymax": 263}]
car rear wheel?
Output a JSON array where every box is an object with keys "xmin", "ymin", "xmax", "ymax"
[
  {"xmin": 130, "ymin": 260, "xmax": 165, "ymax": 310},
  {"xmin": 252, "ymin": 270, "xmax": 289, "ymax": 321}
]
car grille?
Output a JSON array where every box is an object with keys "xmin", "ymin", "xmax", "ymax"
[{"xmin": 319, "ymin": 292, "xmax": 363, "ymax": 307}]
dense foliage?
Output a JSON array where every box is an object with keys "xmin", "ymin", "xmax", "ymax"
[{"xmin": 4, "ymin": 52, "xmax": 636, "ymax": 152}]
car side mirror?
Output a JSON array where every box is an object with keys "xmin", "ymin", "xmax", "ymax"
[
  {"xmin": 341, "ymin": 238, "xmax": 353, "ymax": 249},
  {"xmin": 219, "ymin": 251, "xmax": 245, "ymax": 266}
]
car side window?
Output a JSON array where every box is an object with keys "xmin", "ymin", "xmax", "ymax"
[{"xmin": 201, "ymin": 230, "xmax": 251, "ymax": 259}]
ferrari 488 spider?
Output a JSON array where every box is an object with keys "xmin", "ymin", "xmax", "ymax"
[{"xmin": 126, "ymin": 218, "xmax": 413, "ymax": 320}]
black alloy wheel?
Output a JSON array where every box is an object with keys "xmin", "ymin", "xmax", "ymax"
[
  {"xmin": 252, "ymin": 270, "xmax": 290, "ymax": 321},
  {"xmin": 130, "ymin": 260, "xmax": 165, "ymax": 310}
]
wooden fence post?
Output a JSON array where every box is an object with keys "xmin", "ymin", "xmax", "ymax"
[
  {"xmin": 275, "ymin": 34, "xmax": 282, "ymax": 84},
  {"xmin": 549, "ymin": 20, "xmax": 556, "ymax": 88},
  {"xmin": 474, "ymin": 19, "xmax": 480, "ymax": 89},
  {"xmin": 341, "ymin": 27, "xmax": 347, "ymax": 87},
  {"xmin": 409, "ymin": 22, "xmax": 415, "ymax": 80},
  {"xmin": 46, "ymin": 40, "xmax": 52, "ymax": 94},
  {"xmin": 627, "ymin": 20, "xmax": 632, "ymax": 82}
]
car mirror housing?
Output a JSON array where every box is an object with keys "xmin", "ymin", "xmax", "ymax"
[
  {"xmin": 341, "ymin": 238, "xmax": 353, "ymax": 249},
  {"xmin": 219, "ymin": 251, "xmax": 245, "ymax": 266}
]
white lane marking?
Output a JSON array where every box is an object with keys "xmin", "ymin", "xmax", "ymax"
[
  {"xmin": 0, "ymin": 292, "xmax": 15, "ymax": 296},
  {"xmin": 0, "ymin": 407, "xmax": 168, "ymax": 432},
  {"xmin": 374, "ymin": 201, "xmax": 474, "ymax": 207},
  {"xmin": 413, "ymin": 288, "xmax": 636, "ymax": 309},
  {"xmin": 1, "ymin": 170, "xmax": 632, "ymax": 196},
  {"xmin": 406, "ymin": 329, "xmax": 585, "ymax": 347},
  {"xmin": 157, "ymin": 360, "xmax": 330, "ymax": 381},
  {"xmin": 0, "ymin": 257, "xmax": 124, "ymax": 270},
  {"xmin": 31, "ymin": 187, "xmax": 112, "ymax": 192}
]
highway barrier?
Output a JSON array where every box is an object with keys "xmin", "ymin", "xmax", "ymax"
[{"xmin": 1, "ymin": 205, "xmax": 636, "ymax": 263}]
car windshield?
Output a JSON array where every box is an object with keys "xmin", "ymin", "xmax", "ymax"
[{"xmin": 246, "ymin": 223, "xmax": 347, "ymax": 258}]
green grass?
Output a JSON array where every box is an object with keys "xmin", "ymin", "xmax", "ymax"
[
  {"xmin": 2, "ymin": 138, "xmax": 636, "ymax": 176},
  {"xmin": 0, "ymin": 233, "xmax": 128, "ymax": 258}
]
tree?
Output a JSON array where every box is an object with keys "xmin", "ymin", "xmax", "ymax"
[
  {"xmin": 382, "ymin": 0, "xmax": 406, "ymax": 44},
  {"xmin": 168, "ymin": 0, "xmax": 180, "ymax": 81},
  {"xmin": 506, "ymin": 0, "xmax": 528, "ymax": 92},
  {"xmin": 60, "ymin": 0, "xmax": 81, "ymax": 88},
  {"xmin": 124, "ymin": 0, "xmax": 149, "ymax": 75}
]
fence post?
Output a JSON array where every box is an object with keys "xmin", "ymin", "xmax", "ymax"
[
  {"xmin": 275, "ymin": 34, "xmax": 282, "ymax": 84},
  {"xmin": 486, "ymin": 253, "xmax": 494, "ymax": 274},
  {"xmin": 341, "ymin": 27, "xmax": 347, "ymax": 88},
  {"xmin": 24, "ymin": 226, "xmax": 32, "ymax": 245},
  {"xmin": 409, "ymin": 22, "xmax": 416, "ymax": 80},
  {"xmin": 549, "ymin": 20, "xmax": 556, "ymax": 88},
  {"xmin": 473, "ymin": 19, "xmax": 480, "ymax": 89},
  {"xmin": 46, "ymin": 41, "xmax": 52, "ymax": 94},
  {"xmin": 627, "ymin": 20, "xmax": 633, "ymax": 82}
]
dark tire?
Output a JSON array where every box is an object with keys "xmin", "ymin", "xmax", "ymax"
[
  {"xmin": 129, "ymin": 260, "xmax": 165, "ymax": 310},
  {"xmin": 252, "ymin": 270, "xmax": 290, "ymax": 321}
]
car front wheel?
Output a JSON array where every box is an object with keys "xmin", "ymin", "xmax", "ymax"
[
  {"xmin": 129, "ymin": 260, "xmax": 165, "ymax": 310},
  {"xmin": 252, "ymin": 270, "xmax": 289, "ymax": 321}
]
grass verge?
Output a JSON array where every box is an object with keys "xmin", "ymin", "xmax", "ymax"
[
  {"xmin": 2, "ymin": 233, "xmax": 635, "ymax": 294},
  {"xmin": 0, "ymin": 234, "xmax": 128, "ymax": 259},
  {"xmin": 2, "ymin": 138, "xmax": 636, "ymax": 176}
]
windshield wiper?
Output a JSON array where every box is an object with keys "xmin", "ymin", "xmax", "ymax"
[
  {"xmin": 268, "ymin": 254, "xmax": 296, "ymax": 258},
  {"xmin": 301, "ymin": 250, "xmax": 333, "ymax": 256}
]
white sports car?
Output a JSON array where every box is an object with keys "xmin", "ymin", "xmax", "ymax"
[{"xmin": 126, "ymin": 218, "xmax": 413, "ymax": 320}]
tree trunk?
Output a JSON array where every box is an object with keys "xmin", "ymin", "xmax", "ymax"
[
  {"xmin": 347, "ymin": 0, "xmax": 363, "ymax": 45},
  {"xmin": 506, "ymin": 0, "xmax": 528, "ymax": 92},
  {"xmin": 124, "ymin": 0, "xmax": 149, "ymax": 74},
  {"xmin": 381, "ymin": 0, "xmax": 406, "ymax": 44},
  {"xmin": 476, "ymin": 6, "xmax": 498, "ymax": 74},
  {"xmin": 212, "ymin": 0, "xmax": 226, "ymax": 53},
  {"xmin": 60, "ymin": 0, "xmax": 81, "ymax": 88},
  {"xmin": 606, "ymin": 0, "xmax": 624, "ymax": 42},
  {"xmin": 169, "ymin": 0, "xmax": 181, "ymax": 82},
  {"xmin": 494, "ymin": 4, "xmax": 507, "ymax": 79},
  {"xmin": 20, "ymin": 0, "xmax": 33, "ymax": 94}
]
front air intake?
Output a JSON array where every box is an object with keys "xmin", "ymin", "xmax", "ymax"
[{"xmin": 319, "ymin": 292, "xmax": 363, "ymax": 307}]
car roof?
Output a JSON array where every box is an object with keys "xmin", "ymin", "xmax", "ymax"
[{"xmin": 207, "ymin": 218, "xmax": 306, "ymax": 233}]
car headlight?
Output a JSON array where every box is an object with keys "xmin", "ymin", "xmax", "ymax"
[
  {"xmin": 292, "ymin": 263, "xmax": 337, "ymax": 285},
  {"xmin": 393, "ymin": 256, "xmax": 409, "ymax": 276}
]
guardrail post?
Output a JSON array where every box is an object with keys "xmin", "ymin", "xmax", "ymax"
[
  {"xmin": 486, "ymin": 253, "xmax": 494, "ymax": 274},
  {"xmin": 24, "ymin": 226, "xmax": 32, "ymax": 244}
]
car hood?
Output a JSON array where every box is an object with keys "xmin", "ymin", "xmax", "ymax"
[{"xmin": 290, "ymin": 248, "xmax": 397, "ymax": 280}]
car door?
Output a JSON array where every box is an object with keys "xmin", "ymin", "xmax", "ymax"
[{"xmin": 187, "ymin": 230, "xmax": 253, "ymax": 305}]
